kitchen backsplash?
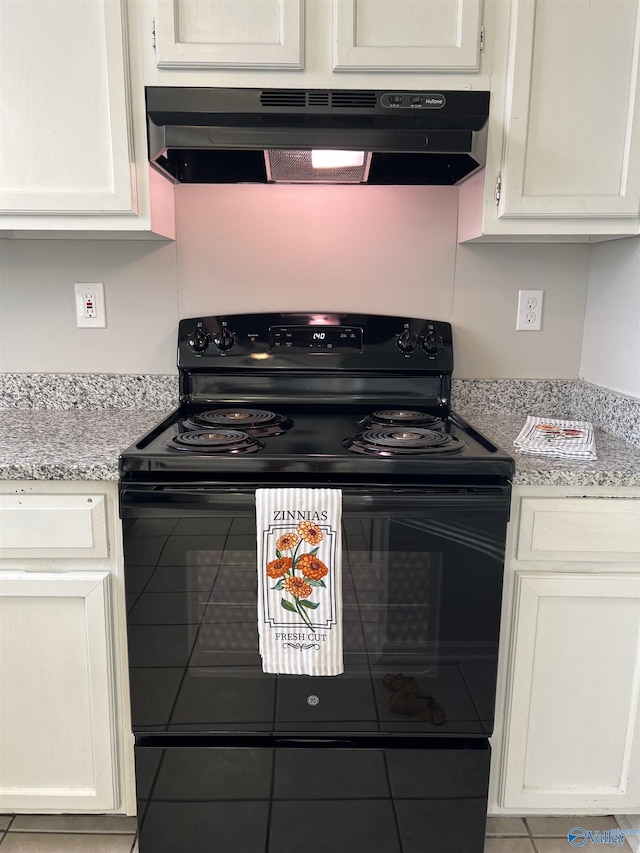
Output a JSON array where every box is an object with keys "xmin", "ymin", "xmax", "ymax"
[
  {"xmin": 0, "ymin": 186, "xmax": 591, "ymax": 379},
  {"xmin": 1, "ymin": 189, "xmax": 637, "ymax": 395},
  {"xmin": 2, "ymin": 374, "xmax": 638, "ymax": 448}
]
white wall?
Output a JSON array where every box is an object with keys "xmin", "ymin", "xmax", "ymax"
[
  {"xmin": 0, "ymin": 239, "xmax": 179, "ymax": 374},
  {"xmin": 580, "ymin": 235, "xmax": 640, "ymax": 398},
  {"xmin": 175, "ymin": 185, "xmax": 589, "ymax": 379},
  {"xmin": 0, "ymin": 185, "xmax": 590, "ymax": 378}
]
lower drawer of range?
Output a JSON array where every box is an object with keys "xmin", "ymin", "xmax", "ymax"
[{"xmin": 135, "ymin": 738, "xmax": 490, "ymax": 853}]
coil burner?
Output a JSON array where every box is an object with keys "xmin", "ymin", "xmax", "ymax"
[
  {"xmin": 344, "ymin": 427, "xmax": 463, "ymax": 456},
  {"xmin": 168, "ymin": 429, "xmax": 263, "ymax": 454},
  {"xmin": 186, "ymin": 408, "xmax": 292, "ymax": 437},
  {"xmin": 360, "ymin": 409, "xmax": 446, "ymax": 430}
]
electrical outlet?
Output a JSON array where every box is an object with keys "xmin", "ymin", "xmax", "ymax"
[
  {"xmin": 75, "ymin": 282, "xmax": 106, "ymax": 328},
  {"xmin": 516, "ymin": 289, "xmax": 543, "ymax": 331}
]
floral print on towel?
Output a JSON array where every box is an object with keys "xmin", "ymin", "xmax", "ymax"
[{"xmin": 266, "ymin": 521, "xmax": 330, "ymax": 630}]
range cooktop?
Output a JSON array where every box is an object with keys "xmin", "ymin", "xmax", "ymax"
[
  {"xmin": 120, "ymin": 403, "xmax": 513, "ymax": 480},
  {"xmin": 119, "ymin": 312, "xmax": 514, "ymax": 483}
]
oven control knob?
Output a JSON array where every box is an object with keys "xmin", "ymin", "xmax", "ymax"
[
  {"xmin": 188, "ymin": 327, "xmax": 210, "ymax": 353},
  {"xmin": 396, "ymin": 329, "xmax": 417, "ymax": 353},
  {"xmin": 421, "ymin": 331, "xmax": 440, "ymax": 355},
  {"xmin": 213, "ymin": 326, "xmax": 235, "ymax": 352}
]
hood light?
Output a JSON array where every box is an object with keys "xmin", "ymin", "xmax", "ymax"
[
  {"xmin": 311, "ymin": 150, "xmax": 365, "ymax": 169},
  {"xmin": 264, "ymin": 149, "xmax": 372, "ymax": 184}
]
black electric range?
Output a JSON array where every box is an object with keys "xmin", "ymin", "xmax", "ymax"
[{"xmin": 119, "ymin": 313, "xmax": 514, "ymax": 853}]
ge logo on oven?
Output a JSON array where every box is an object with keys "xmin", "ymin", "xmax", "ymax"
[{"xmin": 307, "ymin": 695, "xmax": 320, "ymax": 706}]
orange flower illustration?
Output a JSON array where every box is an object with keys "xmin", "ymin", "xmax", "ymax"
[
  {"xmin": 276, "ymin": 532, "xmax": 300, "ymax": 551},
  {"xmin": 297, "ymin": 553, "xmax": 328, "ymax": 581},
  {"xmin": 297, "ymin": 520, "xmax": 323, "ymax": 546},
  {"xmin": 283, "ymin": 576, "xmax": 313, "ymax": 599},
  {"xmin": 266, "ymin": 556, "xmax": 293, "ymax": 579},
  {"xmin": 266, "ymin": 520, "xmax": 329, "ymax": 629}
]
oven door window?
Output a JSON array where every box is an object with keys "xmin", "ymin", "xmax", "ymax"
[{"xmin": 123, "ymin": 488, "xmax": 509, "ymax": 736}]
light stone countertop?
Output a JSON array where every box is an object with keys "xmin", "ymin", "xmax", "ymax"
[
  {"xmin": 0, "ymin": 408, "xmax": 639, "ymax": 486},
  {"xmin": 462, "ymin": 414, "xmax": 640, "ymax": 487},
  {"xmin": 0, "ymin": 410, "xmax": 168, "ymax": 481}
]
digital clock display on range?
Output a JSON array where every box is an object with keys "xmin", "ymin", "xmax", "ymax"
[{"xmin": 269, "ymin": 325, "xmax": 363, "ymax": 353}]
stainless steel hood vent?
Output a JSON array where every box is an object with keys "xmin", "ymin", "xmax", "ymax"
[{"xmin": 146, "ymin": 87, "xmax": 490, "ymax": 186}]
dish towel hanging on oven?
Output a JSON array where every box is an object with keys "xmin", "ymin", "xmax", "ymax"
[{"xmin": 256, "ymin": 488, "xmax": 343, "ymax": 676}]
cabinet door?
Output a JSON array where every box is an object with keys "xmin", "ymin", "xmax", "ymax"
[
  {"xmin": 499, "ymin": 0, "xmax": 640, "ymax": 220},
  {"xmin": 333, "ymin": 0, "xmax": 483, "ymax": 71},
  {"xmin": 500, "ymin": 572, "xmax": 640, "ymax": 810},
  {"xmin": 0, "ymin": 0, "xmax": 134, "ymax": 215},
  {"xmin": 0, "ymin": 571, "xmax": 117, "ymax": 811},
  {"xmin": 154, "ymin": 0, "xmax": 304, "ymax": 68},
  {"xmin": 0, "ymin": 494, "xmax": 108, "ymax": 560},
  {"xmin": 516, "ymin": 497, "xmax": 640, "ymax": 563}
]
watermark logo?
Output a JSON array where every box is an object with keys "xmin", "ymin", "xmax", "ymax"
[
  {"xmin": 568, "ymin": 828, "xmax": 587, "ymax": 847},
  {"xmin": 568, "ymin": 826, "xmax": 640, "ymax": 847}
]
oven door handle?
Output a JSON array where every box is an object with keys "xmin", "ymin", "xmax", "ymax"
[{"xmin": 119, "ymin": 484, "xmax": 511, "ymax": 515}]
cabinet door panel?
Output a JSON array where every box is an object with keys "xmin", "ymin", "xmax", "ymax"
[
  {"xmin": 516, "ymin": 497, "xmax": 640, "ymax": 563},
  {"xmin": 501, "ymin": 572, "xmax": 640, "ymax": 809},
  {"xmin": 0, "ymin": 0, "xmax": 134, "ymax": 215},
  {"xmin": 500, "ymin": 0, "xmax": 640, "ymax": 219},
  {"xmin": 155, "ymin": 0, "xmax": 304, "ymax": 68},
  {"xmin": 0, "ymin": 571, "xmax": 117, "ymax": 811},
  {"xmin": 334, "ymin": 0, "xmax": 482, "ymax": 71},
  {"xmin": 0, "ymin": 494, "xmax": 108, "ymax": 559}
]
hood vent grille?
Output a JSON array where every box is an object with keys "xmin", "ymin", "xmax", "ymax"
[
  {"xmin": 308, "ymin": 92, "xmax": 330, "ymax": 106},
  {"xmin": 259, "ymin": 89, "xmax": 378, "ymax": 110},
  {"xmin": 331, "ymin": 91, "xmax": 377, "ymax": 109},
  {"xmin": 260, "ymin": 90, "xmax": 306, "ymax": 107}
]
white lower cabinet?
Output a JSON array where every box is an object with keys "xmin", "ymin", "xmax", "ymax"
[
  {"xmin": 0, "ymin": 483, "xmax": 134, "ymax": 815},
  {"xmin": 490, "ymin": 486, "xmax": 640, "ymax": 815},
  {"xmin": 501, "ymin": 571, "xmax": 640, "ymax": 810},
  {"xmin": 0, "ymin": 572, "xmax": 117, "ymax": 811}
]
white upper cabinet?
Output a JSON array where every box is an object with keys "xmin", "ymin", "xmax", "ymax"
[
  {"xmin": 0, "ymin": 0, "xmax": 174, "ymax": 237},
  {"xmin": 154, "ymin": 0, "xmax": 483, "ymax": 74},
  {"xmin": 499, "ymin": 0, "xmax": 640, "ymax": 221},
  {"xmin": 6, "ymin": 0, "xmax": 637, "ymax": 239},
  {"xmin": 0, "ymin": 0, "xmax": 133, "ymax": 215},
  {"xmin": 141, "ymin": 0, "xmax": 492, "ymax": 89},
  {"xmin": 460, "ymin": 0, "xmax": 640, "ymax": 240},
  {"xmin": 154, "ymin": 0, "xmax": 304, "ymax": 69},
  {"xmin": 333, "ymin": 0, "xmax": 483, "ymax": 72}
]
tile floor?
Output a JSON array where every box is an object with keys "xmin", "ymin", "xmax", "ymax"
[
  {"xmin": 485, "ymin": 816, "xmax": 633, "ymax": 851},
  {"xmin": 0, "ymin": 815, "xmax": 633, "ymax": 852}
]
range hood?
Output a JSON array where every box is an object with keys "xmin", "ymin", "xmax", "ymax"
[{"xmin": 146, "ymin": 87, "xmax": 490, "ymax": 186}]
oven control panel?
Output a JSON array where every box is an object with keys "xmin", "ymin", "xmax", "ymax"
[
  {"xmin": 179, "ymin": 312, "xmax": 453, "ymax": 372},
  {"xmin": 269, "ymin": 325, "xmax": 363, "ymax": 353}
]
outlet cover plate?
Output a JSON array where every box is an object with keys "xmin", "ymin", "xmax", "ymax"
[
  {"xmin": 75, "ymin": 282, "xmax": 106, "ymax": 328},
  {"xmin": 516, "ymin": 289, "xmax": 543, "ymax": 331}
]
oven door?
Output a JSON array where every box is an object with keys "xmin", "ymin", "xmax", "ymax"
[{"xmin": 120, "ymin": 484, "xmax": 510, "ymax": 737}]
